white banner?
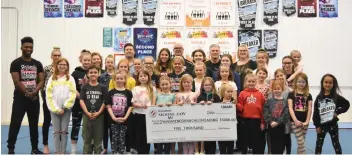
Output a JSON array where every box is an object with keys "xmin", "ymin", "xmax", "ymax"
[
  {"xmin": 209, "ymin": 27, "xmax": 237, "ymax": 61},
  {"xmin": 185, "ymin": 0, "xmax": 211, "ymax": 27},
  {"xmin": 211, "ymin": 0, "xmax": 236, "ymax": 26},
  {"xmin": 158, "ymin": 27, "xmax": 184, "ymax": 57},
  {"xmin": 184, "ymin": 27, "xmax": 210, "ymax": 57},
  {"xmin": 159, "ymin": 0, "xmax": 185, "ymax": 26},
  {"xmin": 146, "ymin": 104, "xmax": 237, "ymax": 143}
]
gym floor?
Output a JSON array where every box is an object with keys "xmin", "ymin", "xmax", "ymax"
[{"xmin": 1, "ymin": 125, "xmax": 351, "ymax": 154}]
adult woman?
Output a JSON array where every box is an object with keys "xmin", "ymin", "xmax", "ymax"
[
  {"xmin": 234, "ymin": 45, "xmax": 257, "ymax": 91},
  {"xmin": 154, "ymin": 48, "xmax": 173, "ymax": 76},
  {"xmin": 282, "ymin": 56, "xmax": 300, "ymax": 90},
  {"xmin": 41, "ymin": 47, "xmax": 61, "ymax": 153},
  {"xmin": 92, "ymin": 52, "xmax": 105, "ymax": 74}
]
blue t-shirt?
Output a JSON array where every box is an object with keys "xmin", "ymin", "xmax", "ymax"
[{"xmin": 156, "ymin": 93, "xmax": 175, "ymax": 105}]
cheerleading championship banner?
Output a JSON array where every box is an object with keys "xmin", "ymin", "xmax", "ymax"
[
  {"xmin": 122, "ymin": 0, "xmax": 138, "ymax": 26},
  {"xmin": 85, "ymin": 0, "xmax": 104, "ymax": 17},
  {"xmin": 263, "ymin": 0, "xmax": 279, "ymax": 26},
  {"xmin": 298, "ymin": 0, "xmax": 317, "ymax": 17},
  {"xmin": 211, "ymin": 0, "xmax": 236, "ymax": 26},
  {"xmin": 64, "ymin": 0, "xmax": 84, "ymax": 18},
  {"xmin": 185, "ymin": 28, "xmax": 210, "ymax": 57},
  {"xmin": 319, "ymin": 0, "xmax": 338, "ymax": 18},
  {"xmin": 238, "ymin": 30, "xmax": 262, "ymax": 61},
  {"xmin": 210, "ymin": 27, "xmax": 236, "ymax": 60},
  {"xmin": 238, "ymin": 0, "xmax": 258, "ymax": 29},
  {"xmin": 185, "ymin": 0, "xmax": 211, "ymax": 27},
  {"xmin": 134, "ymin": 28, "xmax": 158, "ymax": 60},
  {"xmin": 263, "ymin": 30, "xmax": 278, "ymax": 58},
  {"xmin": 44, "ymin": 0, "xmax": 63, "ymax": 18},
  {"xmin": 283, "ymin": 0, "xmax": 296, "ymax": 16},
  {"xmin": 114, "ymin": 28, "xmax": 132, "ymax": 53},
  {"xmin": 106, "ymin": 0, "xmax": 118, "ymax": 16},
  {"xmin": 142, "ymin": 0, "xmax": 157, "ymax": 26},
  {"xmin": 159, "ymin": 0, "xmax": 185, "ymax": 26},
  {"xmin": 158, "ymin": 27, "xmax": 184, "ymax": 57}
]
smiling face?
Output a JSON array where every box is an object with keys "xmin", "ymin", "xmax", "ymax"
[
  {"xmin": 159, "ymin": 50, "xmax": 170, "ymax": 63},
  {"xmin": 125, "ymin": 45, "xmax": 135, "ymax": 59},
  {"xmin": 203, "ymin": 80, "xmax": 213, "ymax": 92},
  {"xmin": 238, "ymin": 46, "xmax": 249, "ymax": 59},
  {"xmin": 138, "ymin": 72, "xmax": 149, "ymax": 85},
  {"xmin": 51, "ymin": 50, "xmax": 61, "ymax": 63},
  {"xmin": 92, "ymin": 55, "xmax": 102, "ymax": 68},
  {"xmin": 275, "ymin": 71, "xmax": 286, "ymax": 81},
  {"xmin": 224, "ymin": 87, "xmax": 233, "ymax": 99},
  {"xmin": 282, "ymin": 57, "xmax": 293, "ymax": 72},
  {"xmin": 291, "ymin": 51, "xmax": 301, "ymax": 64},
  {"xmin": 221, "ymin": 56, "xmax": 231, "ymax": 67},
  {"xmin": 272, "ymin": 84, "xmax": 283, "ymax": 97},
  {"xmin": 323, "ymin": 76, "xmax": 334, "ymax": 92},
  {"xmin": 210, "ymin": 46, "xmax": 220, "ymax": 59},
  {"xmin": 296, "ymin": 76, "xmax": 307, "ymax": 90},
  {"xmin": 160, "ymin": 79, "xmax": 171, "ymax": 92},
  {"xmin": 118, "ymin": 62, "xmax": 129, "ymax": 73},
  {"xmin": 144, "ymin": 57, "xmax": 154, "ymax": 72},
  {"xmin": 246, "ymin": 76, "xmax": 257, "ymax": 89},
  {"xmin": 173, "ymin": 59, "xmax": 184, "ymax": 73},
  {"xmin": 56, "ymin": 60, "xmax": 68, "ymax": 74},
  {"xmin": 220, "ymin": 66, "xmax": 230, "ymax": 80},
  {"xmin": 173, "ymin": 43, "xmax": 184, "ymax": 56},
  {"xmin": 134, "ymin": 59, "xmax": 142, "ymax": 72},
  {"xmin": 194, "ymin": 65, "xmax": 205, "ymax": 77},
  {"xmin": 105, "ymin": 57, "xmax": 114, "ymax": 70},
  {"xmin": 21, "ymin": 43, "xmax": 33, "ymax": 58},
  {"xmin": 193, "ymin": 51, "xmax": 205, "ymax": 63},
  {"xmin": 257, "ymin": 70, "xmax": 267, "ymax": 81},
  {"xmin": 115, "ymin": 73, "xmax": 126, "ymax": 87},
  {"xmin": 181, "ymin": 78, "xmax": 193, "ymax": 91},
  {"xmin": 81, "ymin": 54, "xmax": 92, "ymax": 69},
  {"xmin": 256, "ymin": 53, "xmax": 267, "ymax": 67},
  {"xmin": 88, "ymin": 68, "xmax": 99, "ymax": 81}
]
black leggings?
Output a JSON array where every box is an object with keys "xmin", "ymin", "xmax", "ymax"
[
  {"xmin": 241, "ymin": 118, "xmax": 265, "ymax": 154},
  {"xmin": 219, "ymin": 141, "xmax": 234, "ymax": 154},
  {"xmin": 41, "ymin": 92, "xmax": 51, "ymax": 145},
  {"xmin": 71, "ymin": 99, "xmax": 83, "ymax": 141},
  {"xmin": 103, "ymin": 110, "xmax": 112, "ymax": 149},
  {"xmin": 134, "ymin": 113, "xmax": 150, "ymax": 154},
  {"xmin": 268, "ymin": 124, "xmax": 286, "ymax": 154},
  {"xmin": 284, "ymin": 133, "xmax": 292, "ymax": 154},
  {"xmin": 315, "ymin": 123, "xmax": 342, "ymax": 154}
]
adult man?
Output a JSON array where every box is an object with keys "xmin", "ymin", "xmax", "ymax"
[
  {"xmin": 7, "ymin": 37, "xmax": 44, "ymax": 154},
  {"xmin": 143, "ymin": 56, "xmax": 159, "ymax": 88},
  {"xmin": 205, "ymin": 44, "xmax": 221, "ymax": 77},
  {"xmin": 173, "ymin": 43, "xmax": 194, "ymax": 74},
  {"xmin": 124, "ymin": 43, "xmax": 136, "ymax": 76}
]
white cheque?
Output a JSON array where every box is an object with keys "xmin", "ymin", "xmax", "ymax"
[{"xmin": 146, "ymin": 103, "xmax": 237, "ymax": 143}]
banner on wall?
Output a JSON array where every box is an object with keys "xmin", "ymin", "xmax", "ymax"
[
  {"xmin": 122, "ymin": 0, "xmax": 138, "ymax": 26},
  {"xmin": 85, "ymin": 0, "xmax": 104, "ymax": 17},
  {"xmin": 64, "ymin": 0, "xmax": 84, "ymax": 18},
  {"xmin": 185, "ymin": 28, "xmax": 210, "ymax": 57},
  {"xmin": 159, "ymin": 0, "xmax": 185, "ymax": 26},
  {"xmin": 103, "ymin": 28, "xmax": 113, "ymax": 47},
  {"xmin": 319, "ymin": 0, "xmax": 338, "ymax": 18},
  {"xmin": 210, "ymin": 27, "xmax": 236, "ymax": 61},
  {"xmin": 263, "ymin": 30, "xmax": 278, "ymax": 58},
  {"xmin": 114, "ymin": 28, "xmax": 132, "ymax": 53},
  {"xmin": 106, "ymin": 0, "xmax": 118, "ymax": 16},
  {"xmin": 44, "ymin": 0, "xmax": 63, "ymax": 18},
  {"xmin": 238, "ymin": 30, "xmax": 262, "ymax": 61},
  {"xmin": 298, "ymin": 0, "xmax": 317, "ymax": 17},
  {"xmin": 142, "ymin": 0, "xmax": 157, "ymax": 26},
  {"xmin": 283, "ymin": 0, "xmax": 296, "ymax": 16},
  {"xmin": 211, "ymin": 0, "xmax": 236, "ymax": 26},
  {"xmin": 263, "ymin": 0, "xmax": 279, "ymax": 26},
  {"xmin": 134, "ymin": 28, "xmax": 158, "ymax": 60},
  {"xmin": 238, "ymin": 0, "xmax": 257, "ymax": 29},
  {"xmin": 158, "ymin": 27, "xmax": 184, "ymax": 56},
  {"xmin": 185, "ymin": 0, "xmax": 211, "ymax": 27}
]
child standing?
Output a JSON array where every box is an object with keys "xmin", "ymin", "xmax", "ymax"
[
  {"xmin": 313, "ymin": 74, "xmax": 350, "ymax": 154},
  {"xmin": 176, "ymin": 74, "xmax": 198, "ymax": 154},
  {"xmin": 215, "ymin": 65, "xmax": 238, "ymax": 98},
  {"xmin": 152, "ymin": 76, "xmax": 176, "ymax": 154},
  {"xmin": 131, "ymin": 69, "xmax": 157, "ymax": 154},
  {"xmin": 237, "ymin": 73, "xmax": 266, "ymax": 154},
  {"xmin": 218, "ymin": 84, "xmax": 235, "ymax": 154},
  {"xmin": 255, "ymin": 67, "xmax": 270, "ymax": 99},
  {"xmin": 193, "ymin": 62, "xmax": 206, "ymax": 95},
  {"xmin": 107, "ymin": 70, "xmax": 133, "ymax": 154},
  {"xmin": 264, "ymin": 80, "xmax": 289, "ymax": 154},
  {"xmin": 290, "ymin": 50, "xmax": 304, "ymax": 73},
  {"xmin": 169, "ymin": 56, "xmax": 187, "ymax": 93},
  {"xmin": 80, "ymin": 65, "xmax": 108, "ymax": 154},
  {"xmin": 288, "ymin": 72, "xmax": 312, "ymax": 154},
  {"xmin": 197, "ymin": 77, "xmax": 221, "ymax": 154},
  {"xmin": 46, "ymin": 58, "xmax": 77, "ymax": 154},
  {"xmin": 70, "ymin": 50, "xmax": 91, "ymax": 153}
]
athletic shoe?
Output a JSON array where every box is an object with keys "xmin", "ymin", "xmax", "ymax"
[
  {"xmin": 8, "ymin": 149, "xmax": 15, "ymax": 154},
  {"xmin": 31, "ymin": 149, "xmax": 44, "ymax": 154},
  {"xmin": 130, "ymin": 148, "xmax": 138, "ymax": 154}
]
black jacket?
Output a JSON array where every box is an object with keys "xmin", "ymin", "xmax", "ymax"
[
  {"xmin": 71, "ymin": 66, "xmax": 88, "ymax": 92},
  {"xmin": 197, "ymin": 92, "xmax": 221, "ymax": 103}
]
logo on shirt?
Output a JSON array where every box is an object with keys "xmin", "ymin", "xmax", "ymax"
[{"xmin": 247, "ymin": 94, "xmax": 257, "ymax": 104}]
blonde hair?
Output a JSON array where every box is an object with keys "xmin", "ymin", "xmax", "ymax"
[
  {"xmin": 243, "ymin": 69, "xmax": 256, "ymax": 89},
  {"xmin": 79, "ymin": 49, "xmax": 91, "ymax": 62},
  {"xmin": 293, "ymin": 72, "xmax": 310, "ymax": 97},
  {"xmin": 52, "ymin": 58, "xmax": 70, "ymax": 81},
  {"xmin": 117, "ymin": 59, "xmax": 131, "ymax": 77},
  {"xmin": 179, "ymin": 74, "xmax": 193, "ymax": 92},
  {"xmin": 271, "ymin": 79, "xmax": 284, "ymax": 90},
  {"xmin": 194, "ymin": 62, "xmax": 206, "ymax": 75},
  {"xmin": 114, "ymin": 70, "xmax": 127, "ymax": 86},
  {"xmin": 52, "ymin": 46, "xmax": 61, "ymax": 53},
  {"xmin": 219, "ymin": 83, "xmax": 233, "ymax": 99},
  {"xmin": 237, "ymin": 44, "xmax": 250, "ymax": 59},
  {"xmin": 172, "ymin": 56, "xmax": 185, "ymax": 66},
  {"xmin": 159, "ymin": 75, "xmax": 172, "ymax": 92},
  {"xmin": 290, "ymin": 50, "xmax": 301, "ymax": 57},
  {"xmin": 200, "ymin": 77, "xmax": 217, "ymax": 94},
  {"xmin": 104, "ymin": 54, "xmax": 115, "ymax": 70},
  {"xmin": 256, "ymin": 49, "xmax": 269, "ymax": 64}
]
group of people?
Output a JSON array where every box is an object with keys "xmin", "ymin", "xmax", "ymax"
[{"xmin": 7, "ymin": 36, "xmax": 350, "ymax": 154}]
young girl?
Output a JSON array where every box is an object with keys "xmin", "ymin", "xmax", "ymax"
[
  {"xmin": 109, "ymin": 59, "xmax": 136, "ymax": 91},
  {"xmin": 253, "ymin": 49, "xmax": 274, "ymax": 84},
  {"xmin": 215, "ymin": 65, "xmax": 238, "ymax": 99},
  {"xmin": 192, "ymin": 62, "xmax": 206, "ymax": 95},
  {"xmin": 80, "ymin": 66, "xmax": 108, "ymax": 154},
  {"xmin": 237, "ymin": 73, "xmax": 265, "ymax": 154},
  {"xmin": 132, "ymin": 58, "xmax": 142, "ymax": 80},
  {"xmin": 107, "ymin": 70, "xmax": 133, "ymax": 154},
  {"xmin": 92, "ymin": 52, "xmax": 105, "ymax": 74},
  {"xmin": 169, "ymin": 56, "xmax": 187, "ymax": 93},
  {"xmin": 256, "ymin": 67, "xmax": 270, "ymax": 99},
  {"xmin": 219, "ymin": 54, "xmax": 241, "ymax": 94},
  {"xmin": 154, "ymin": 48, "xmax": 173, "ymax": 76},
  {"xmin": 263, "ymin": 80, "xmax": 289, "ymax": 154},
  {"xmin": 287, "ymin": 72, "xmax": 312, "ymax": 154},
  {"xmin": 290, "ymin": 50, "xmax": 304, "ymax": 73},
  {"xmin": 218, "ymin": 84, "xmax": 235, "ymax": 154},
  {"xmin": 46, "ymin": 58, "xmax": 76, "ymax": 154},
  {"xmin": 197, "ymin": 77, "xmax": 221, "ymax": 154},
  {"xmin": 131, "ymin": 69, "xmax": 157, "ymax": 154},
  {"xmin": 176, "ymin": 74, "xmax": 199, "ymax": 154},
  {"xmin": 70, "ymin": 50, "xmax": 91, "ymax": 153},
  {"xmin": 313, "ymin": 74, "xmax": 350, "ymax": 154},
  {"xmin": 152, "ymin": 76, "xmax": 176, "ymax": 154}
]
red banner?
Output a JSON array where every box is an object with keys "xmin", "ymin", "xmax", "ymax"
[
  {"xmin": 85, "ymin": 0, "xmax": 104, "ymax": 18},
  {"xmin": 298, "ymin": 0, "xmax": 317, "ymax": 17}
]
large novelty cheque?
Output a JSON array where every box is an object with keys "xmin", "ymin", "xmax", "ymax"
[{"xmin": 146, "ymin": 104, "xmax": 237, "ymax": 143}]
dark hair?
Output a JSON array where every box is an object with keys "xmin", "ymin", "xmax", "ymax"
[
  {"xmin": 154, "ymin": 48, "xmax": 173, "ymax": 75},
  {"xmin": 21, "ymin": 37, "xmax": 33, "ymax": 45},
  {"xmin": 318, "ymin": 74, "xmax": 341, "ymax": 101},
  {"xmin": 191, "ymin": 49, "xmax": 206, "ymax": 63},
  {"xmin": 282, "ymin": 55, "xmax": 295, "ymax": 74},
  {"xmin": 87, "ymin": 65, "xmax": 100, "ymax": 72},
  {"xmin": 124, "ymin": 43, "xmax": 135, "ymax": 51}
]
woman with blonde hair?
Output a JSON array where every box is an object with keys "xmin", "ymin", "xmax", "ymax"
[{"xmin": 109, "ymin": 59, "xmax": 136, "ymax": 91}]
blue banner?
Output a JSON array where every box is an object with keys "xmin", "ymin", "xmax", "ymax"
[
  {"xmin": 319, "ymin": 0, "xmax": 338, "ymax": 18},
  {"xmin": 133, "ymin": 28, "xmax": 157, "ymax": 60},
  {"xmin": 64, "ymin": 0, "xmax": 84, "ymax": 18},
  {"xmin": 44, "ymin": 0, "xmax": 63, "ymax": 18}
]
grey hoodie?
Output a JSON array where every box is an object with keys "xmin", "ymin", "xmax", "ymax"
[{"xmin": 264, "ymin": 98, "xmax": 289, "ymax": 126}]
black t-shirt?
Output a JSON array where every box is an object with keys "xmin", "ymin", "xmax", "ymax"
[
  {"xmin": 107, "ymin": 88, "xmax": 133, "ymax": 123},
  {"xmin": 205, "ymin": 60, "xmax": 221, "ymax": 74},
  {"xmin": 286, "ymin": 73, "xmax": 293, "ymax": 89},
  {"xmin": 288, "ymin": 92, "xmax": 313, "ymax": 122},
  {"xmin": 168, "ymin": 71, "xmax": 186, "ymax": 93},
  {"xmin": 80, "ymin": 83, "xmax": 109, "ymax": 113},
  {"xmin": 151, "ymin": 73, "xmax": 160, "ymax": 88},
  {"xmin": 10, "ymin": 57, "xmax": 44, "ymax": 98},
  {"xmin": 233, "ymin": 60, "xmax": 257, "ymax": 90}
]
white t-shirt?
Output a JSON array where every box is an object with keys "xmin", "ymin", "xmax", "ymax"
[
  {"xmin": 194, "ymin": 80, "xmax": 202, "ymax": 95},
  {"xmin": 214, "ymin": 81, "xmax": 238, "ymax": 97},
  {"xmin": 131, "ymin": 86, "xmax": 157, "ymax": 114}
]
